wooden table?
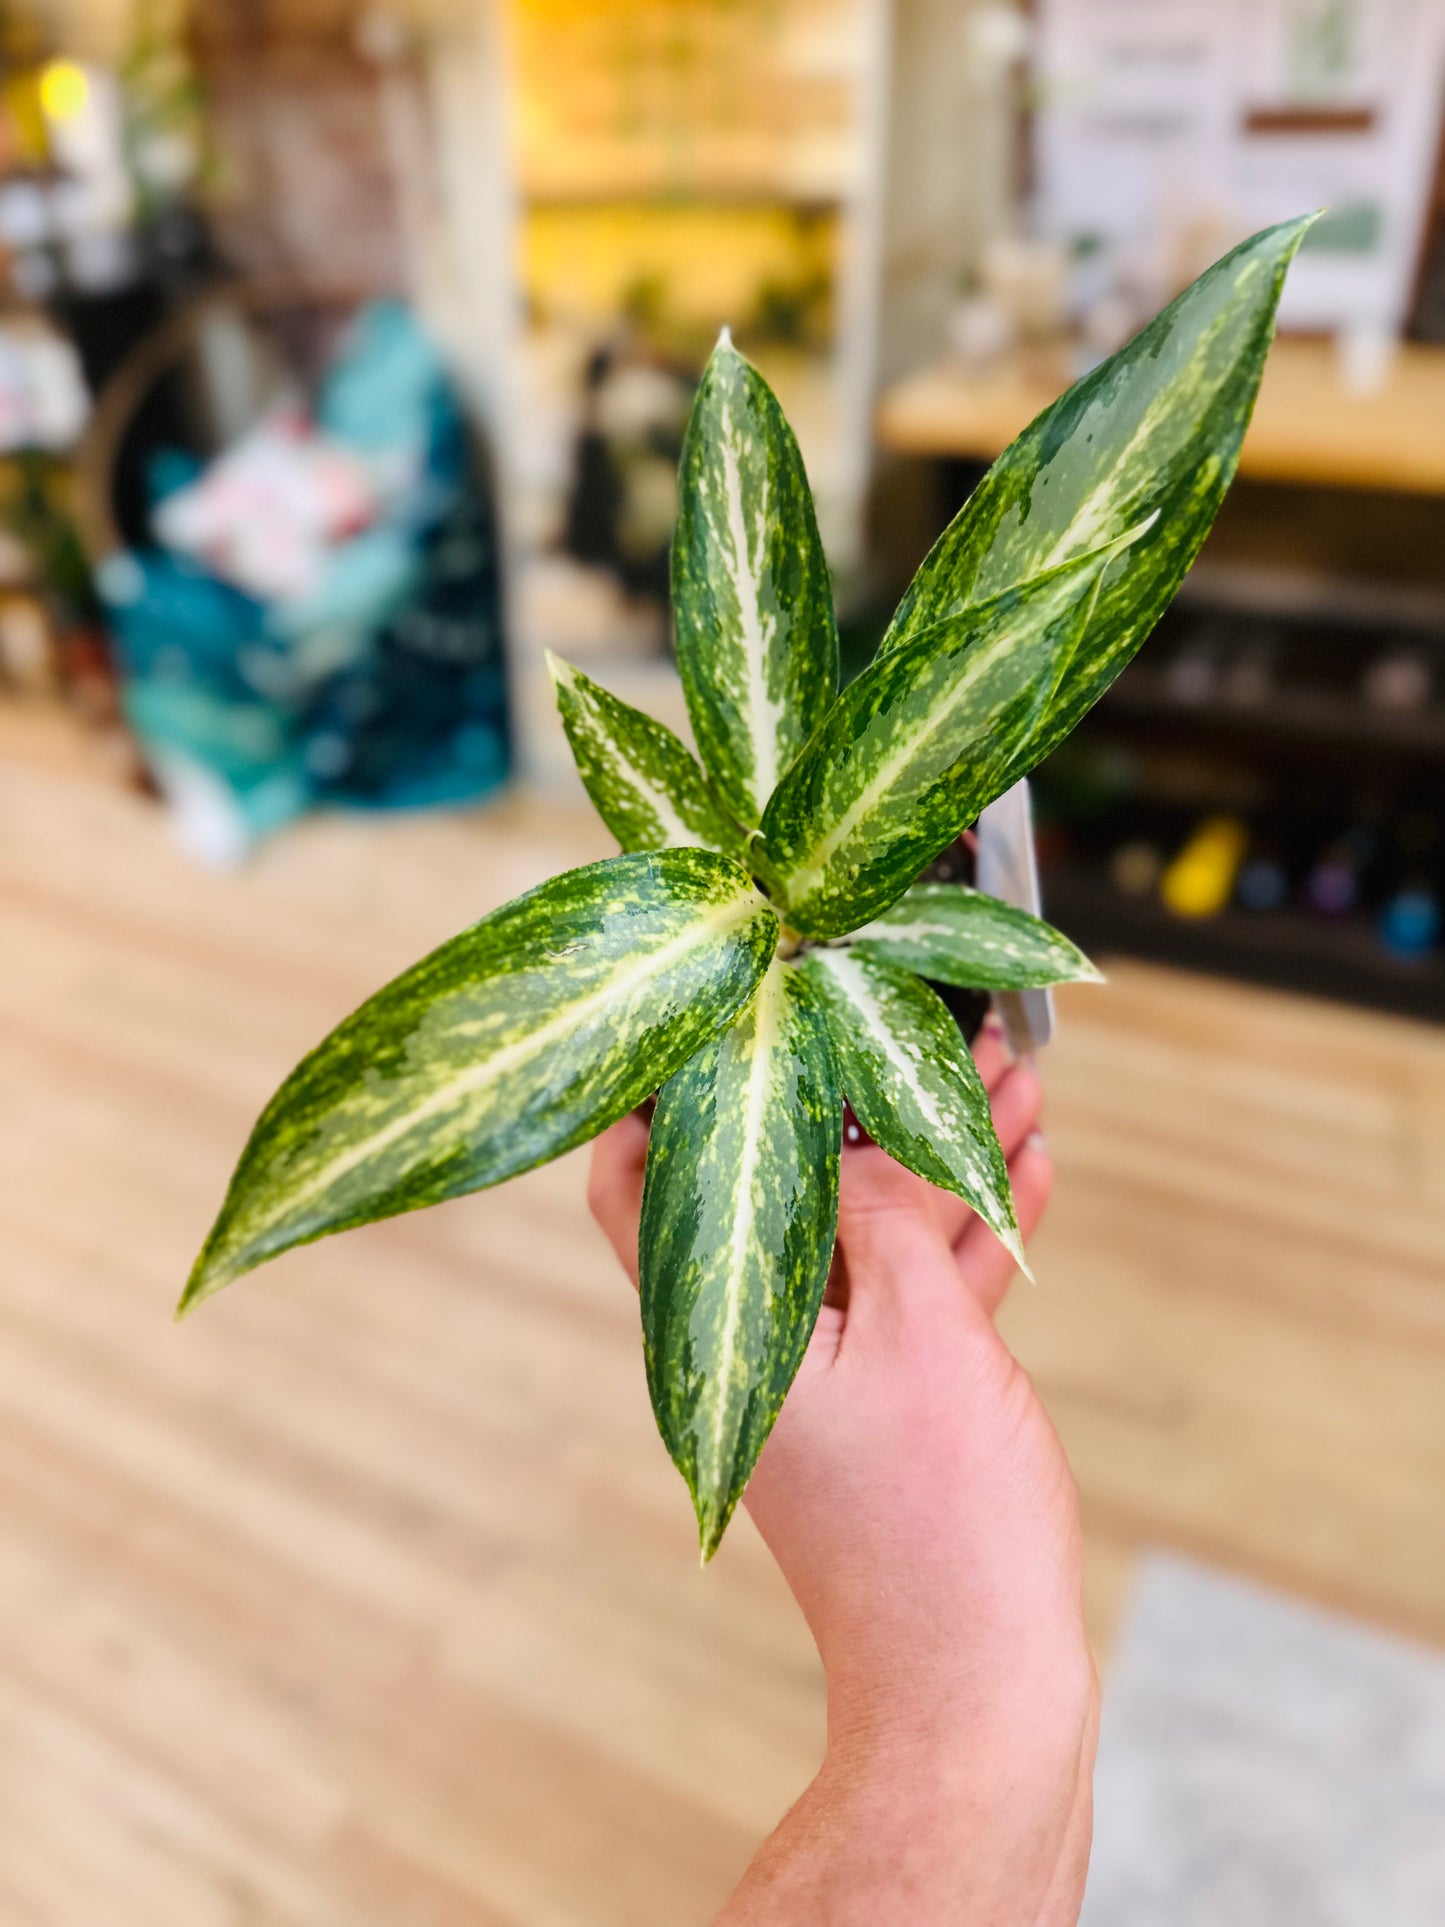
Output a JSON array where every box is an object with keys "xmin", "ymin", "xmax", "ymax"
[
  {"xmin": 2, "ymin": 726, "xmax": 1443, "ymax": 1921},
  {"xmin": 877, "ymin": 337, "xmax": 1445, "ymax": 496}
]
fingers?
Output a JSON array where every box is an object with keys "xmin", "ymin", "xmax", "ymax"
[
  {"xmin": 587, "ymin": 1111, "xmax": 650, "ymax": 1289},
  {"xmin": 1011, "ymin": 1137, "xmax": 1054, "ymax": 1244},
  {"xmin": 588, "ymin": 1049, "xmax": 1053, "ymax": 1332},
  {"xmin": 955, "ymin": 1135, "xmax": 1054, "ymax": 1319},
  {"xmin": 925, "ymin": 1184, "xmax": 974, "ymax": 1249},
  {"xmin": 987, "ymin": 1059, "xmax": 1043, "ymax": 1166},
  {"xmin": 834, "ymin": 1145, "xmax": 986, "ymax": 1348},
  {"xmin": 969, "ymin": 1016, "xmax": 1013, "ymax": 1093}
]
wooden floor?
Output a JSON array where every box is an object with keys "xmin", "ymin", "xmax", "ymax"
[{"xmin": 2, "ymin": 728, "xmax": 1443, "ymax": 1924}]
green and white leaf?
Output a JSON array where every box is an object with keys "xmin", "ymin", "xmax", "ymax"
[
  {"xmin": 548, "ymin": 651, "xmax": 742, "ymax": 857},
  {"xmin": 878, "ymin": 216, "xmax": 1313, "ymax": 783},
  {"xmin": 672, "ymin": 331, "xmax": 838, "ymax": 828},
  {"xmin": 761, "ymin": 530, "xmax": 1148, "ymax": 939},
  {"xmin": 640, "ymin": 961, "xmax": 840, "ymax": 1560},
  {"xmin": 835, "ymin": 882, "xmax": 1102, "ymax": 990},
  {"xmin": 799, "ymin": 948, "xmax": 1024, "ymax": 1272},
  {"xmin": 183, "ymin": 850, "xmax": 778, "ymax": 1312}
]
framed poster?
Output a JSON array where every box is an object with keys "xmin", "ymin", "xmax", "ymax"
[{"xmin": 1033, "ymin": 0, "xmax": 1445, "ymax": 332}]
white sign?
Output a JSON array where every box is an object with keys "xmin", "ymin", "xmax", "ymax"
[{"xmin": 1033, "ymin": 0, "xmax": 1445, "ymax": 332}]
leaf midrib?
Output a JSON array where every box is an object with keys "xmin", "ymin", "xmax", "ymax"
[
  {"xmin": 817, "ymin": 950, "xmax": 947, "ymax": 1138},
  {"xmin": 555, "ymin": 658, "xmax": 697, "ymax": 847},
  {"xmin": 709, "ymin": 963, "xmax": 782, "ymax": 1486},
  {"xmin": 718, "ymin": 390, "xmax": 783, "ymax": 804},
  {"xmin": 779, "ymin": 616, "xmax": 1023, "ymax": 904},
  {"xmin": 609, "ymin": 736, "xmax": 695, "ymax": 846},
  {"xmin": 231, "ymin": 889, "xmax": 767, "ymax": 1246}
]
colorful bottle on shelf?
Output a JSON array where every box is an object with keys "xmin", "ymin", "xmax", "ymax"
[{"xmin": 1160, "ymin": 816, "xmax": 1249, "ymax": 919}]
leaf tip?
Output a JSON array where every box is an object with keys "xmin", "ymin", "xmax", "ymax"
[
  {"xmin": 1249, "ymin": 208, "xmax": 1323, "ymax": 273},
  {"xmin": 995, "ymin": 1212, "xmax": 1034, "ymax": 1282},
  {"xmin": 693, "ymin": 1488, "xmax": 739, "ymax": 1565},
  {"xmin": 175, "ymin": 1251, "xmax": 226, "ymax": 1320},
  {"xmin": 177, "ymin": 1214, "xmax": 257, "ymax": 1318},
  {"xmin": 543, "ymin": 647, "xmax": 573, "ymax": 689},
  {"xmin": 698, "ymin": 1518, "xmax": 727, "ymax": 1566},
  {"xmin": 715, "ymin": 323, "xmax": 734, "ymax": 353}
]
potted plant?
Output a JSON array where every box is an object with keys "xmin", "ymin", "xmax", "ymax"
[{"xmin": 181, "ymin": 217, "xmax": 1312, "ymax": 1557}]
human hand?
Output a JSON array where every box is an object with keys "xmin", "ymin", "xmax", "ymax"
[{"xmin": 589, "ymin": 1019, "xmax": 1094, "ymax": 1925}]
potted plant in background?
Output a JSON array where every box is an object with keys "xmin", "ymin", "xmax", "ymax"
[{"xmin": 180, "ymin": 216, "xmax": 1313, "ymax": 1557}]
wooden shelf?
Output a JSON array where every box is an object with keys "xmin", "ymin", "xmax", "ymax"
[
  {"xmin": 1101, "ymin": 673, "xmax": 1445, "ymax": 765},
  {"xmin": 877, "ymin": 339, "xmax": 1445, "ymax": 497},
  {"xmin": 1043, "ymin": 862, "xmax": 1445, "ymax": 1023},
  {"xmin": 521, "ymin": 186, "xmax": 846, "ymax": 211}
]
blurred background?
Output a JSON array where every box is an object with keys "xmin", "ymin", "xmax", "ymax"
[{"xmin": 1, "ymin": 2, "xmax": 1443, "ymax": 1921}]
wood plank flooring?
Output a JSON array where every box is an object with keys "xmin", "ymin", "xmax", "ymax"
[{"xmin": 1, "ymin": 740, "xmax": 1441, "ymax": 1923}]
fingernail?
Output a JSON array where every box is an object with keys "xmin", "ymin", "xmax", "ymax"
[{"xmin": 1027, "ymin": 1129, "xmax": 1047, "ymax": 1153}]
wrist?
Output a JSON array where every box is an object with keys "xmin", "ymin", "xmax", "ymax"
[
  {"xmin": 819, "ymin": 1638, "xmax": 1096, "ymax": 1887},
  {"xmin": 821, "ymin": 1611, "xmax": 1096, "ymax": 1773},
  {"xmin": 732, "ymin": 1697, "xmax": 1086, "ymax": 1927}
]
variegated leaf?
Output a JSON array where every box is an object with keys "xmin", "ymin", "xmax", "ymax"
[
  {"xmin": 548, "ymin": 652, "xmax": 742, "ymax": 857},
  {"xmin": 640, "ymin": 961, "xmax": 840, "ymax": 1559},
  {"xmin": 836, "ymin": 882, "xmax": 1101, "ymax": 990},
  {"xmin": 878, "ymin": 217, "xmax": 1312, "ymax": 782},
  {"xmin": 799, "ymin": 948, "xmax": 1024, "ymax": 1271},
  {"xmin": 760, "ymin": 530, "xmax": 1148, "ymax": 939},
  {"xmin": 672, "ymin": 331, "xmax": 837, "ymax": 827},
  {"xmin": 182, "ymin": 850, "xmax": 778, "ymax": 1312}
]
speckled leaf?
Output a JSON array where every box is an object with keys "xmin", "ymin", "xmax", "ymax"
[
  {"xmin": 837, "ymin": 882, "xmax": 1102, "ymax": 989},
  {"xmin": 640, "ymin": 961, "xmax": 840, "ymax": 1560},
  {"xmin": 799, "ymin": 948, "xmax": 1024, "ymax": 1271},
  {"xmin": 672, "ymin": 332, "xmax": 838, "ymax": 827},
  {"xmin": 183, "ymin": 850, "xmax": 778, "ymax": 1312},
  {"xmin": 548, "ymin": 651, "xmax": 742, "ymax": 857},
  {"xmin": 761, "ymin": 530, "xmax": 1148, "ymax": 939},
  {"xmin": 877, "ymin": 217, "xmax": 1313, "ymax": 779}
]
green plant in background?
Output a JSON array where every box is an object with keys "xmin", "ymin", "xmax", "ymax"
[{"xmin": 182, "ymin": 217, "xmax": 1312, "ymax": 1557}]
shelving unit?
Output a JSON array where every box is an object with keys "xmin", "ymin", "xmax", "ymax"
[
  {"xmin": 1101, "ymin": 665, "xmax": 1445, "ymax": 767},
  {"xmin": 492, "ymin": 0, "xmax": 893, "ymax": 786},
  {"xmin": 877, "ymin": 339, "xmax": 1445, "ymax": 497},
  {"xmin": 1042, "ymin": 864, "xmax": 1444, "ymax": 1023},
  {"xmin": 876, "ymin": 343, "xmax": 1445, "ymax": 1018},
  {"xmin": 510, "ymin": 4, "xmax": 862, "ymax": 210}
]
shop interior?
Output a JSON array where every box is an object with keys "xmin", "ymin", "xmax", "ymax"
[{"xmin": 2, "ymin": 2, "xmax": 1443, "ymax": 1920}]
